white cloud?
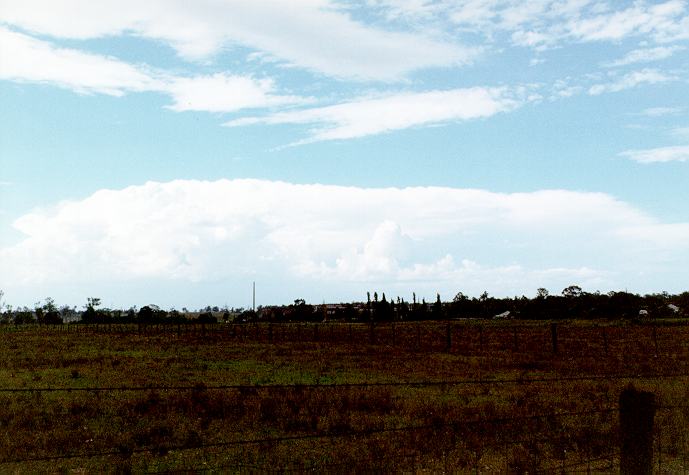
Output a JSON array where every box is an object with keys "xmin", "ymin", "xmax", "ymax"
[
  {"xmin": 446, "ymin": 0, "xmax": 689, "ymax": 48},
  {"xmin": 1, "ymin": 179, "xmax": 687, "ymax": 303},
  {"xmin": 604, "ymin": 46, "xmax": 684, "ymax": 68},
  {"xmin": 225, "ymin": 86, "xmax": 527, "ymax": 143},
  {"xmin": 0, "ymin": 26, "xmax": 161, "ymax": 96},
  {"xmin": 620, "ymin": 145, "xmax": 689, "ymax": 163},
  {"xmin": 639, "ymin": 106, "xmax": 683, "ymax": 117},
  {"xmin": 164, "ymin": 74, "xmax": 307, "ymax": 113},
  {"xmin": 671, "ymin": 126, "xmax": 689, "ymax": 139},
  {"xmin": 0, "ymin": 0, "xmax": 472, "ymax": 81},
  {"xmin": 0, "ymin": 28, "xmax": 307, "ymax": 113},
  {"xmin": 588, "ymin": 69, "xmax": 674, "ymax": 95}
]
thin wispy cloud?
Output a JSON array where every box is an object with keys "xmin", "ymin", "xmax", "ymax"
[
  {"xmin": 226, "ymin": 87, "xmax": 531, "ymax": 143},
  {"xmin": 604, "ymin": 46, "xmax": 684, "ymax": 68},
  {"xmin": 0, "ymin": 27, "xmax": 309, "ymax": 113},
  {"xmin": 638, "ymin": 106, "xmax": 684, "ymax": 117},
  {"xmin": 588, "ymin": 69, "xmax": 675, "ymax": 95},
  {"xmin": 620, "ymin": 145, "xmax": 689, "ymax": 163},
  {"xmin": 0, "ymin": 0, "xmax": 473, "ymax": 81}
]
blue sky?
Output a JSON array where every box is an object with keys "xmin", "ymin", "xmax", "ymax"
[{"xmin": 1, "ymin": 0, "xmax": 688, "ymax": 309}]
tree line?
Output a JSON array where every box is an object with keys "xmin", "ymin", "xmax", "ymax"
[{"xmin": 1, "ymin": 287, "xmax": 687, "ymax": 325}]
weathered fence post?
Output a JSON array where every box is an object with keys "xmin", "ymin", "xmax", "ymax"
[
  {"xmin": 445, "ymin": 323, "xmax": 452, "ymax": 353},
  {"xmin": 652, "ymin": 324, "xmax": 659, "ymax": 355},
  {"xmin": 479, "ymin": 326, "xmax": 484, "ymax": 353},
  {"xmin": 369, "ymin": 322, "xmax": 375, "ymax": 345},
  {"xmin": 550, "ymin": 323, "xmax": 558, "ymax": 354},
  {"xmin": 603, "ymin": 326, "xmax": 609, "ymax": 355},
  {"xmin": 620, "ymin": 386, "xmax": 655, "ymax": 475}
]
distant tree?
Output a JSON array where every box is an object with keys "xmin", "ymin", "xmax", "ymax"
[
  {"xmin": 197, "ymin": 312, "xmax": 217, "ymax": 324},
  {"xmin": 432, "ymin": 293, "xmax": 442, "ymax": 319},
  {"xmin": 81, "ymin": 297, "xmax": 103, "ymax": 323},
  {"xmin": 562, "ymin": 285, "xmax": 583, "ymax": 298},
  {"xmin": 14, "ymin": 306, "xmax": 35, "ymax": 325},
  {"xmin": 42, "ymin": 297, "xmax": 62, "ymax": 324},
  {"xmin": 453, "ymin": 292, "xmax": 468, "ymax": 303},
  {"xmin": 536, "ymin": 288, "xmax": 549, "ymax": 299}
]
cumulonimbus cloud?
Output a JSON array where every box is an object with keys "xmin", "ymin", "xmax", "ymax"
[{"xmin": 1, "ymin": 180, "xmax": 687, "ymax": 304}]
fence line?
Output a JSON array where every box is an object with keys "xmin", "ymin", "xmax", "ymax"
[
  {"xmin": 0, "ymin": 372, "xmax": 686, "ymax": 393},
  {"xmin": 0, "ymin": 407, "xmax": 616, "ymax": 465}
]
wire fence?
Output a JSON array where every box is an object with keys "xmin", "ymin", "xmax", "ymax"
[
  {"xmin": 3, "ymin": 320, "xmax": 689, "ymax": 359},
  {"xmin": 0, "ymin": 375, "xmax": 686, "ymax": 472},
  {"xmin": 0, "ymin": 372, "xmax": 688, "ymax": 393},
  {"xmin": 2, "ymin": 322, "xmax": 689, "ymax": 472}
]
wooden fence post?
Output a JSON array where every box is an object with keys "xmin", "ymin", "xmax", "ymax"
[
  {"xmin": 369, "ymin": 322, "xmax": 375, "ymax": 345},
  {"xmin": 652, "ymin": 325, "xmax": 659, "ymax": 355},
  {"xmin": 445, "ymin": 323, "xmax": 452, "ymax": 353},
  {"xmin": 603, "ymin": 326, "xmax": 608, "ymax": 355},
  {"xmin": 620, "ymin": 386, "xmax": 655, "ymax": 475},
  {"xmin": 512, "ymin": 326, "xmax": 518, "ymax": 352},
  {"xmin": 550, "ymin": 323, "xmax": 558, "ymax": 354}
]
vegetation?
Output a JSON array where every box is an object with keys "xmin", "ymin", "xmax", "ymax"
[
  {"xmin": 1, "ymin": 287, "xmax": 687, "ymax": 326},
  {"xmin": 0, "ymin": 319, "xmax": 688, "ymax": 472}
]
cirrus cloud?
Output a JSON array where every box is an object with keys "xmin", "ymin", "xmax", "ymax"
[
  {"xmin": 0, "ymin": 27, "xmax": 309, "ymax": 112},
  {"xmin": 0, "ymin": 0, "xmax": 473, "ymax": 81},
  {"xmin": 620, "ymin": 145, "xmax": 689, "ymax": 163},
  {"xmin": 225, "ymin": 86, "xmax": 533, "ymax": 143}
]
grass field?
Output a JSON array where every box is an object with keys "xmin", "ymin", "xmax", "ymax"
[{"xmin": 1, "ymin": 320, "xmax": 688, "ymax": 473}]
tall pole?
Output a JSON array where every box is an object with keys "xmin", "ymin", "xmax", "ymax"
[{"xmin": 252, "ymin": 281, "xmax": 255, "ymax": 312}]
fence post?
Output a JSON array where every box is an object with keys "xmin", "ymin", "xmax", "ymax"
[
  {"xmin": 512, "ymin": 326, "xmax": 518, "ymax": 352},
  {"xmin": 550, "ymin": 323, "xmax": 558, "ymax": 354},
  {"xmin": 369, "ymin": 322, "xmax": 375, "ymax": 345},
  {"xmin": 603, "ymin": 326, "xmax": 609, "ymax": 355},
  {"xmin": 652, "ymin": 325, "xmax": 659, "ymax": 355},
  {"xmin": 620, "ymin": 386, "xmax": 655, "ymax": 475},
  {"xmin": 445, "ymin": 323, "xmax": 452, "ymax": 352}
]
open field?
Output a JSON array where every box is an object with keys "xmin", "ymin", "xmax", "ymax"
[{"xmin": 1, "ymin": 320, "xmax": 688, "ymax": 473}]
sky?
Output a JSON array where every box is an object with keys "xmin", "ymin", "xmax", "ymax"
[{"xmin": 1, "ymin": 0, "xmax": 688, "ymax": 310}]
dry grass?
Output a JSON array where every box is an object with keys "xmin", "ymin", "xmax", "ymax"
[{"xmin": 0, "ymin": 320, "xmax": 687, "ymax": 472}]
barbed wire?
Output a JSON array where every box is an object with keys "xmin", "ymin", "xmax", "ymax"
[
  {"xmin": 0, "ymin": 407, "xmax": 616, "ymax": 465},
  {"xmin": 537, "ymin": 451, "xmax": 620, "ymax": 473},
  {"xmin": 0, "ymin": 372, "xmax": 686, "ymax": 393}
]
